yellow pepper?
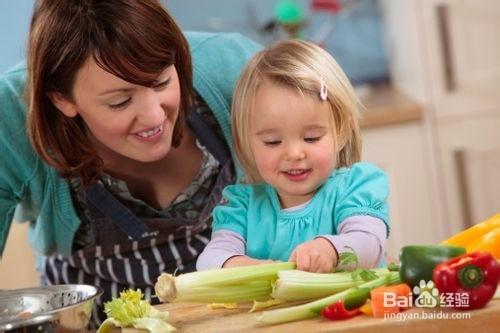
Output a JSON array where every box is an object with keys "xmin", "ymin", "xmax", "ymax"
[
  {"xmin": 466, "ymin": 228, "xmax": 500, "ymax": 260},
  {"xmin": 359, "ymin": 299, "xmax": 373, "ymax": 316},
  {"xmin": 441, "ymin": 214, "xmax": 500, "ymax": 248}
]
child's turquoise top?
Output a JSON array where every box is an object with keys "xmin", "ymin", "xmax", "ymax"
[{"xmin": 212, "ymin": 162, "xmax": 390, "ymax": 261}]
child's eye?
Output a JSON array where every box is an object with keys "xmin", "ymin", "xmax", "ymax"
[
  {"xmin": 109, "ymin": 98, "xmax": 131, "ymax": 110},
  {"xmin": 304, "ymin": 136, "xmax": 321, "ymax": 143},
  {"xmin": 264, "ymin": 140, "xmax": 281, "ymax": 146}
]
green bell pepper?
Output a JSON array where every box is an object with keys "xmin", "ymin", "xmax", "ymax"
[{"xmin": 399, "ymin": 245, "xmax": 465, "ymax": 287}]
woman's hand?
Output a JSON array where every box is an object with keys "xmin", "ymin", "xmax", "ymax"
[
  {"xmin": 222, "ymin": 255, "xmax": 275, "ymax": 268},
  {"xmin": 289, "ymin": 237, "xmax": 338, "ymax": 273}
]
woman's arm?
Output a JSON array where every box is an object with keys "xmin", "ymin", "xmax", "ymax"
[
  {"xmin": 0, "ymin": 191, "xmax": 17, "ymax": 256},
  {"xmin": 0, "ymin": 65, "xmax": 30, "ymax": 256}
]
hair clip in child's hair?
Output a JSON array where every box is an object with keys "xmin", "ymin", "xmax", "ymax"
[{"xmin": 320, "ymin": 79, "xmax": 328, "ymax": 101}]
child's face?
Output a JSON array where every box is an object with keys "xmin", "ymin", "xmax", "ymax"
[{"xmin": 250, "ymin": 81, "xmax": 337, "ymax": 208}]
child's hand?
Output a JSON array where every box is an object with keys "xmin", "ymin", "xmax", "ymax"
[
  {"xmin": 223, "ymin": 255, "xmax": 275, "ymax": 268},
  {"xmin": 289, "ymin": 237, "xmax": 338, "ymax": 273}
]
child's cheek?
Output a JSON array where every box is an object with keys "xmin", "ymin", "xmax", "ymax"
[
  {"xmin": 315, "ymin": 146, "xmax": 337, "ymax": 173},
  {"xmin": 254, "ymin": 154, "xmax": 278, "ymax": 180}
]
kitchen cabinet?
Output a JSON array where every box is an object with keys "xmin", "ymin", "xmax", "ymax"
[
  {"xmin": 456, "ymin": 146, "xmax": 500, "ymax": 224},
  {"xmin": 419, "ymin": 0, "xmax": 500, "ymax": 117},
  {"xmin": 359, "ymin": 85, "xmax": 442, "ymax": 257},
  {"xmin": 362, "ymin": 122, "xmax": 440, "ymax": 258},
  {"xmin": 381, "ymin": 0, "xmax": 500, "ymax": 239}
]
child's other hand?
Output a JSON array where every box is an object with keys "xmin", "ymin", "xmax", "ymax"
[
  {"xmin": 223, "ymin": 255, "xmax": 275, "ymax": 268},
  {"xmin": 289, "ymin": 238, "xmax": 337, "ymax": 273}
]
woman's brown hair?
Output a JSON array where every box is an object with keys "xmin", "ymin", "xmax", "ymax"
[{"xmin": 26, "ymin": 0, "xmax": 192, "ymax": 187}]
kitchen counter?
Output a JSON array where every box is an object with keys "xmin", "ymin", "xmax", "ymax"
[
  {"xmin": 156, "ymin": 299, "xmax": 500, "ymax": 333},
  {"xmin": 359, "ymin": 84, "xmax": 423, "ymax": 129}
]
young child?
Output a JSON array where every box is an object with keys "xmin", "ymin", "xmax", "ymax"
[{"xmin": 197, "ymin": 40, "xmax": 389, "ymax": 273}]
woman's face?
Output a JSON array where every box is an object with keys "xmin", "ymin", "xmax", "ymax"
[{"xmin": 54, "ymin": 57, "xmax": 182, "ymax": 164}]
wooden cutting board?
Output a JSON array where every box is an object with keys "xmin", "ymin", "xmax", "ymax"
[{"xmin": 155, "ymin": 299, "xmax": 500, "ymax": 333}]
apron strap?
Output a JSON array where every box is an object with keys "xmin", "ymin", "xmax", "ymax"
[
  {"xmin": 85, "ymin": 107, "xmax": 231, "ymax": 239},
  {"xmin": 85, "ymin": 183, "xmax": 147, "ymax": 240},
  {"xmin": 187, "ymin": 108, "xmax": 230, "ymax": 165}
]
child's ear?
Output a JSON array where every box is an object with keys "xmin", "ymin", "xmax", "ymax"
[{"xmin": 47, "ymin": 92, "xmax": 79, "ymax": 118}]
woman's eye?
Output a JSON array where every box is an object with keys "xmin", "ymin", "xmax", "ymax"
[
  {"xmin": 154, "ymin": 78, "xmax": 171, "ymax": 89},
  {"xmin": 264, "ymin": 140, "xmax": 281, "ymax": 146},
  {"xmin": 109, "ymin": 98, "xmax": 131, "ymax": 110},
  {"xmin": 304, "ymin": 137, "xmax": 321, "ymax": 143}
]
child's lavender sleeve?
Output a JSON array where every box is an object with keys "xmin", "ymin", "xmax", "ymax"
[
  {"xmin": 196, "ymin": 230, "xmax": 246, "ymax": 271},
  {"xmin": 319, "ymin": 215, "xmax": 387, "ymax": 268}
]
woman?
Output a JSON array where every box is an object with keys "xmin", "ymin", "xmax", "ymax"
[{"xmin": 0, "ymin": 0, "xmax": 260, "ymax": 326}]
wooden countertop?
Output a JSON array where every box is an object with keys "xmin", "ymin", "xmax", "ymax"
[
  {"xmin": 359, "ymin": 84, "xmax": 423, "ymax": 129},
  {"xmin": 156, "ymin": 299, "xmax": 500, "ymax": 333}
]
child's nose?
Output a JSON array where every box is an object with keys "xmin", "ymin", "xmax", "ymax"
[{"xmin": 286, "ymin": 143, "xmax": 306, "ymax": 160}]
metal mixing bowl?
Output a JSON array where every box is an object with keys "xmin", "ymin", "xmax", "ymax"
[{"xmin": 0, "ymin": 284, "xmax": 102, "ymax": 332}]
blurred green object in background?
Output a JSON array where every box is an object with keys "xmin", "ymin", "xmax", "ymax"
[{"xmin": 275, "ymin": 0, "xmax": 305, "ymax": 24}]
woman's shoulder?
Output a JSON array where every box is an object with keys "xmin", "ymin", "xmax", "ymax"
[
  {"xmin": 0, "ymin": 62, "xmax": 28, "ymax": 120},
  {"xmin": 185, "ymin": 31, "xmax": 262, "ymax": 57},
  {"xmin": 0, "ymin": 64, "xmax": 76, "ymax": 243},
  {"xmin": 185, "ymin": 31, "xmax": 262, "ymax": 92},
  {"xmin": 0, "ymin": 62, "xmax": 34, "ymax": 159},
  {"xmin": 185, "ymin": 32, "xmax": 262, "ymax": 181},
  {"xmin": 0, "ymin": 62, "xmax": 52, "ymax": 191}
]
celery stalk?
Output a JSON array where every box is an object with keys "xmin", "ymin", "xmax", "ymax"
[
  {"xmin": 133, "ymin": 317, "xmax": 177, "ymax": 332},
  {"xmin": 258, "ymin": 271, "xmax": 401, "ymax": 325},
  {"xmin": 272, "ymin": 268, "xmax": 391, "ymax": 301},
  {"xmin": 97, "ymin": 289, "xmax": 175, "ymax": 333},
  {"xmin": 155, "ymin": 262, "xmax": 295, "ymax": 303},
  {"xmin": 170, "ymin": 280, "xmax": 272, "ymax": 303}
]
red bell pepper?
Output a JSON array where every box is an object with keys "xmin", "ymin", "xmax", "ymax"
[
  {"xmin": 321, "ymin": 300, "xmax": 361, "ymax": 320},
  {"xmin": 432, "ymin": 251, "xmax": 500, "ymax": 309}
]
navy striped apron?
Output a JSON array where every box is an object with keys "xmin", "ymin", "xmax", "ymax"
[{"xmin": 41, "ymin": 109, "xmax": 234, "ymax": 328}]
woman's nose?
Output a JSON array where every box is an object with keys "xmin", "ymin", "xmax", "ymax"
[{"xmin": 137, "ymin": 90, "xmax": 166, "ymax": 126}]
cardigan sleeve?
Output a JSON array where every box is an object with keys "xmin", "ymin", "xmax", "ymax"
[
  {"xmin": 0, "ymin": 64, "xmax": 34, "ymax": 256},
  {"xmin": 0, "ymin": 184, "xmax": 17, "ymax": 257}
]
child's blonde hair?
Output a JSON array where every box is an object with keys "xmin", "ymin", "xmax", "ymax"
[{"xmin": 232, "ymin": 39, "xmax": 362, "ymax": 183}]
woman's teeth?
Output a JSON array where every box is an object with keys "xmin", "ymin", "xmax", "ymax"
[{"xmin": 137, "ymin": 126, "xmax": 162, "ymax": 138}]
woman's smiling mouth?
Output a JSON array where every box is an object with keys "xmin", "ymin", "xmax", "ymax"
[{"xmin": 134, "ymin": 125, "xmax": 164, "ymax": 141}]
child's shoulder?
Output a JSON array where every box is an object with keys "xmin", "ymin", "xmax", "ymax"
[
  {"xmin": 324, "ymin": 162, "xmax": 388, "ymax": 201},
  {"xmin": 324, "ymin": 162, "xmax": 387, "ymax": 193},
  {"xmin": 332, "ymin": 162, "xmax": 386, "ymax": 179},
  {"xmin": 222, "ymin": 182, "xmax": 269, "ymax": 198}
]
